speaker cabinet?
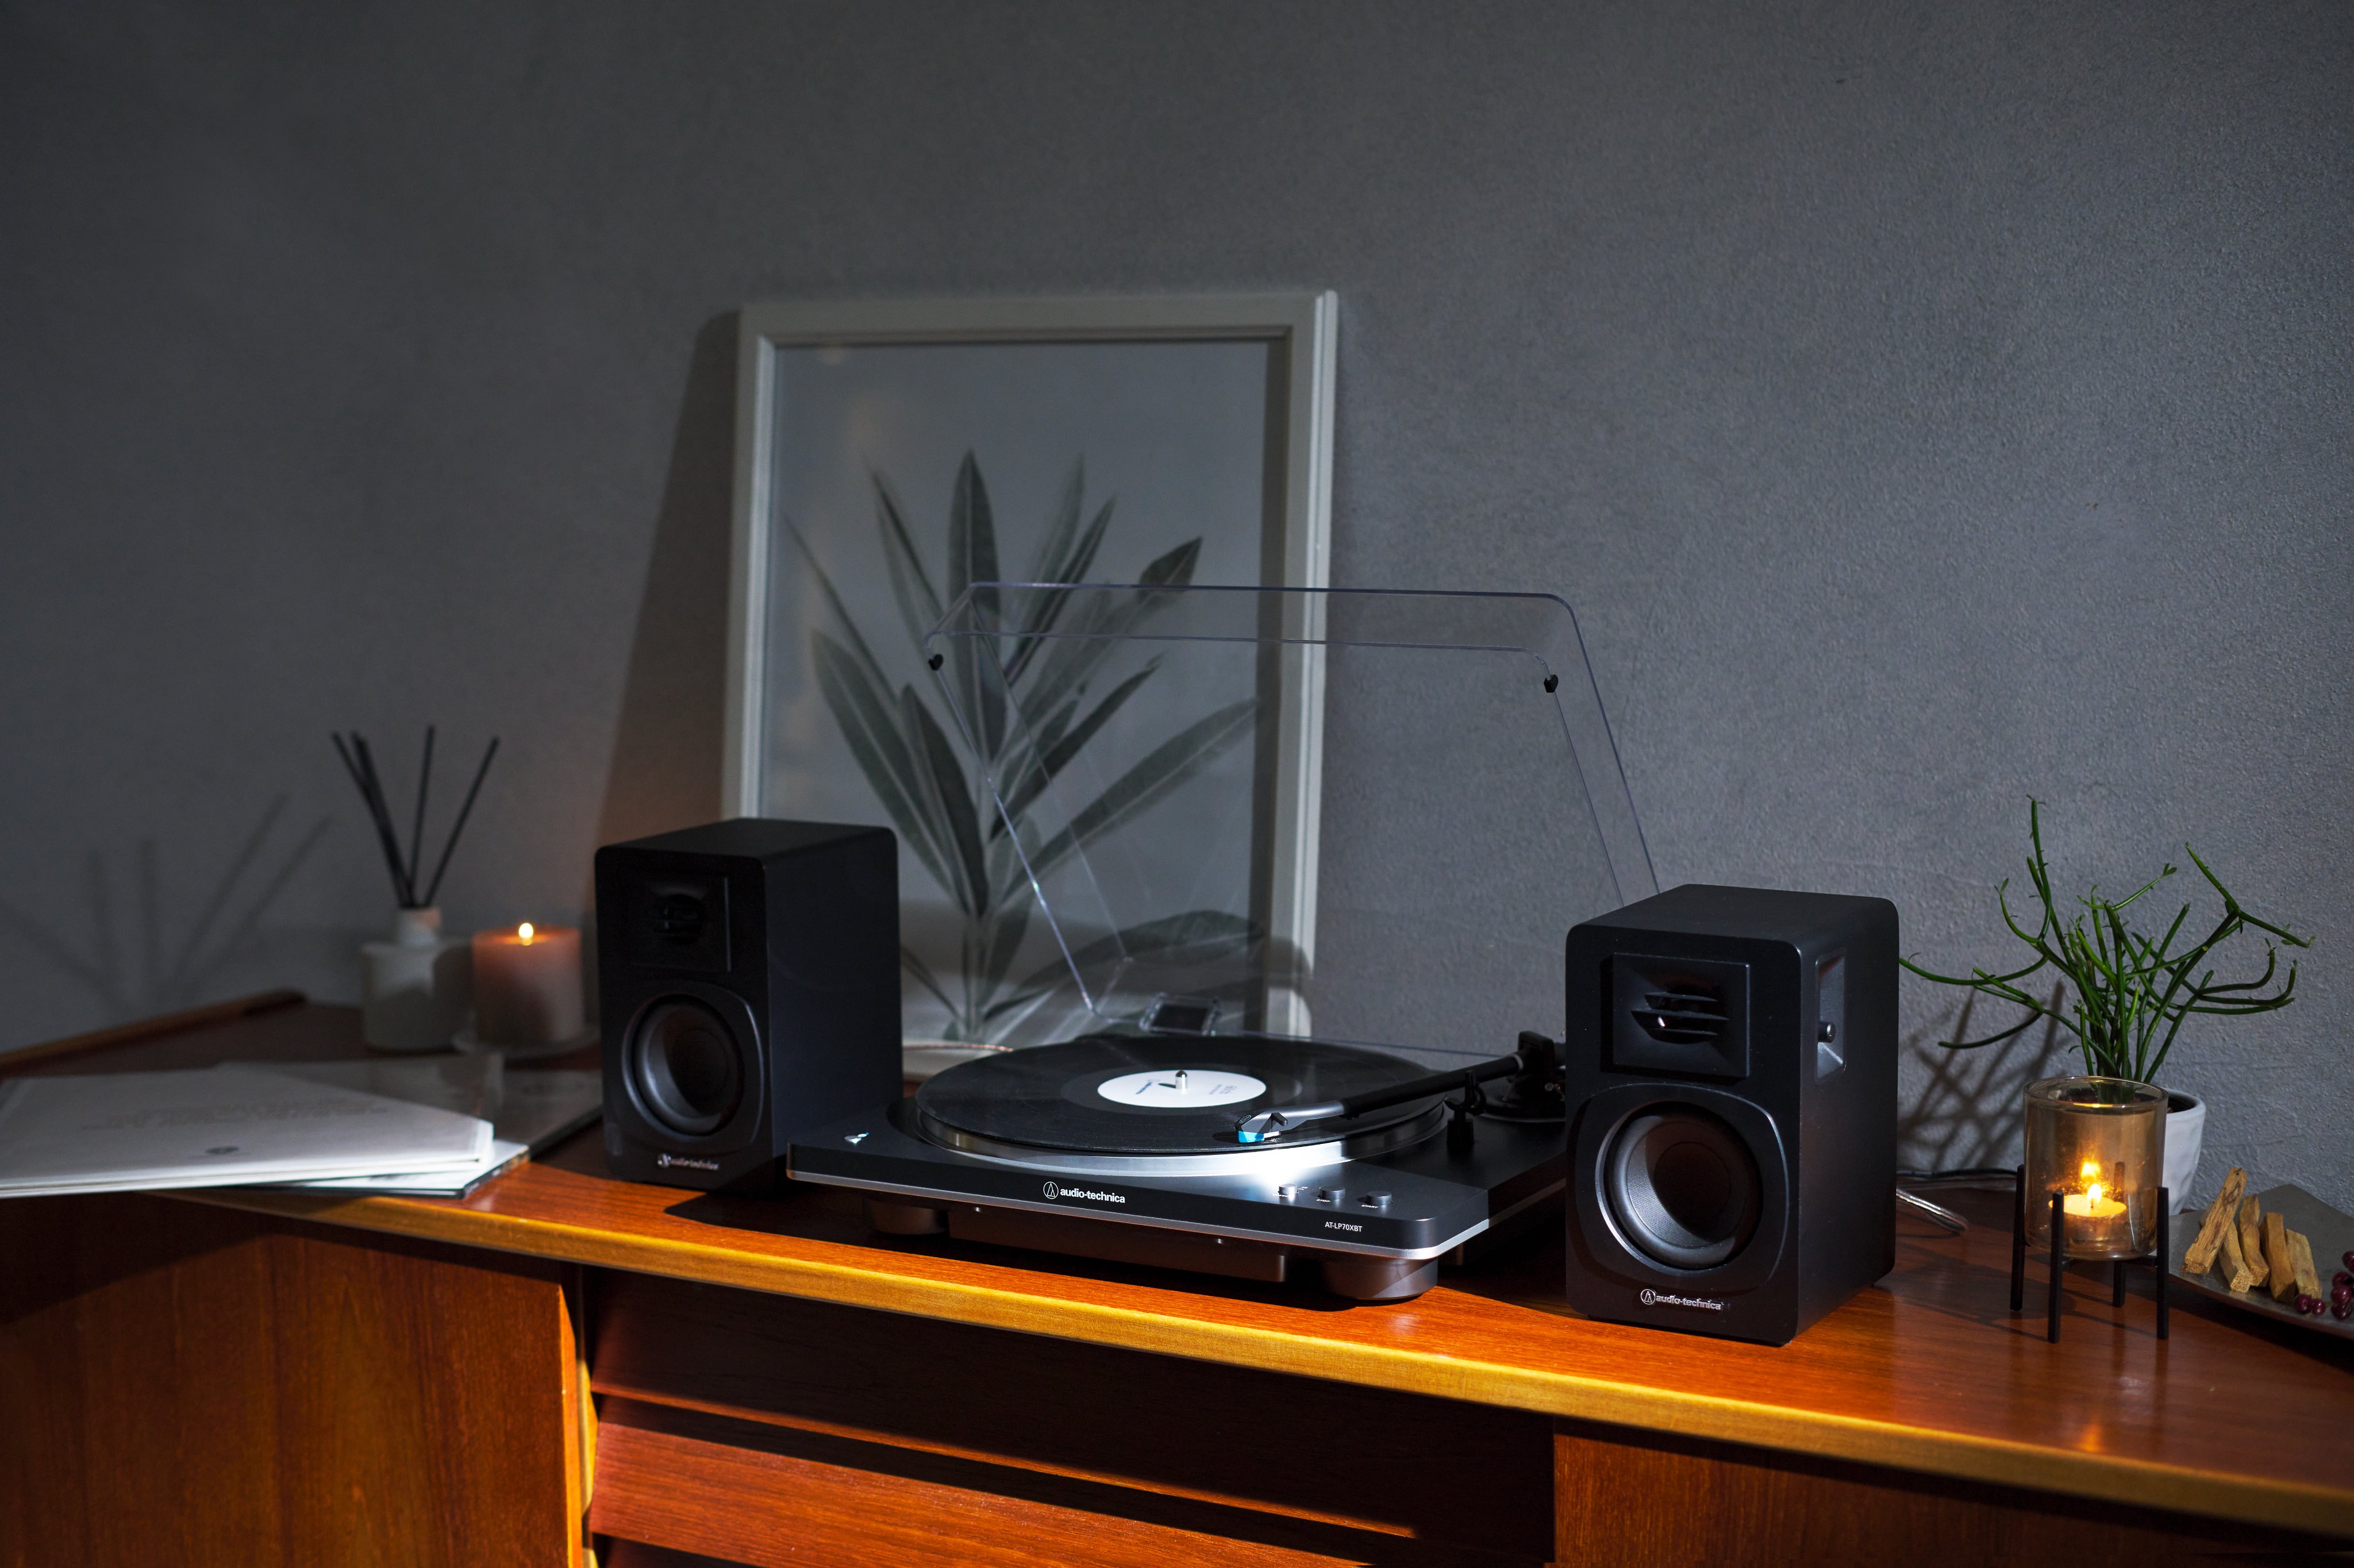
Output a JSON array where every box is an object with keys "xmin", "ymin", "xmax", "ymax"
[
  {"xmin": 1562, "ymin": 885, "xmax": 1896, "ymax": 1345},
  {"xmin": 597, "ymin": 818, "xmax": 901, "ymax": 1192}
]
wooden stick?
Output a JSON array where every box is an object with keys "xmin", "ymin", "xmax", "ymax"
[
  {"xmin": 351, "ymin": 733, "xmax": 417, "ymax": 906},
  {"xmin": 0, "ymin": 989, "xmax": 306, "ymax": 1073},
  {"xmin": 2181, "ymin": 1166, "xmax": 2245, "ymax": 1274},
  {"xmin": 339, "ymin": 732, "xmax": 417, "ymax": 906},
  {"xmin": 2289, "ymin": 1230, "xmax": 2322, "ymax": 1301},
  {"xmin": 2237, "ymin": 1197, "xmax": 2269, "ymax": 1291},
  {"xmin": 2220, "ymin": 1209, "xmax": 2258, "ymax": 1293},
  {"xmin": 406, "ymin": 723, "xmax": 436, "ymax": 898},
  {"xmin": 420, "ymin": 737, "xmax": 499, "ymax": 907},
  {"xmin": 2264, "ymin": 1210, "xmax": 2298, "ymax": 1301}
]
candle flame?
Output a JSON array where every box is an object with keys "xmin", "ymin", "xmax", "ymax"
[
  {"xmin": 2086, "ymin": 1180, "xmax": 2105, "ymax": 1207},
  {"xmin": 2079, "ymin": 1159, "xmax": 2100, "ymax": 1181},
  {"xmin": 518, "ymin": 922, "xmax": 534, "ymax": 944}
]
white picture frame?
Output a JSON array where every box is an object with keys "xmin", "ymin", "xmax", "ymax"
[{"xmin": 722, "ymin": 294, "xmax": 1336, "ymax": 1047}]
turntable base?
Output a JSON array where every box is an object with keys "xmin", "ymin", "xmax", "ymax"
[
  {"xmin": 791, "ymin": 1034, "xmax": 1567, "ymax": 1300},
  {"xmin": 870, "ymin": 1195, "xmax": 1445, "ymax": 1299}
]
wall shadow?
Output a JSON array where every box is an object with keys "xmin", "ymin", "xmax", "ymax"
[
  {"xmin": 0, "ymin": 796, "xmax": 329, "ymax": 1030},
  {"xmin": 591, "ymin": 314, "xmax": 738, "ymax": 862},
  {"xmin": 1897, "ymin": 988, "xmax": 2065, "ymax": 1174}
]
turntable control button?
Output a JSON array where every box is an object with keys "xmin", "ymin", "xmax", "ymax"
[
  {"xmin": 1276, "ymin": 1184, "xmax": 1306, "ymax": 1201},
  {"xmin": 1315, "ymin": 1187, "xmax": 1343, "ymax": 1204},
  {"xmin": 1360, "ymin": 1192, "xmax": 1393, "ymax": 1212}
]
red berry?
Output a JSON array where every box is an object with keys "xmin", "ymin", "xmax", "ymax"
[
  {"xmin": 2337, "ymin": 1271, "xmax": 2353, "ymax": 1289},
  {"xmin": 2337, "ymin": 1297, "xmax": 2353, "ymax": 1321},
  {"xmin": 2344, "ymin": 1250, "xmax": 2354, "ymax": 1273}
]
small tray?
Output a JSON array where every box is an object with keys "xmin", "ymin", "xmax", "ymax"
[{"xmin": 2169, "ymin": 1183, "xmax": 2353, "ymax": 1339}]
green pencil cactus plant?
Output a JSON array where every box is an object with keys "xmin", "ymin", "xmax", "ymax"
[
  {"xmin": 788, "ymin": 452, "xmax": 1257, "ymax": 1043},
  {"xmin": 1901, "ymin": 800, "xmax": 2309, "ymax": 1086}
]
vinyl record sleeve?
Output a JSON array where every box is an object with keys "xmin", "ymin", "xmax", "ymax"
[
  {"xmin": 0, "ymin": 1066, "xmax": 493, "ymax": 1197},
  {"xmin": 277, "ymin": 1062, "xmax": 602, "ymax": 1196}
]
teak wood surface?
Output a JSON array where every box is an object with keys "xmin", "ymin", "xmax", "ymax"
[
  {"xmin": 11, "ymin": 1000, "xmax": 2354, "ymax": 1546},
  {"xmin": 0, "ymin": 1191, "xmax": 582, "ymax": 1566}
]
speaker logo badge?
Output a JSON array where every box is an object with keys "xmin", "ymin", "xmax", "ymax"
[
  {"xmin": 844, "ymin": 1132, "xmax": 870, "ymax": 1144},
  {"xmin": 1638, "ymin": 1287, "xmax": 1726, "ymax": 1312},
  {"xmin": 656, "ymin": 1153, "xmax": 721, "ymax": 1171},
  {"xmin": 1042, "ymin": 1181, "xmax": 1126, "ymax": 1205}
]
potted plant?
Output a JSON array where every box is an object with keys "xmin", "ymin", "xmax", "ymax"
[{"xmin": 1901, "ymin": 800, "xmax": 2308, "ymax": 1208}]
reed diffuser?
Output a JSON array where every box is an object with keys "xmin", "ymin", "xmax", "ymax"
[{"xmin": 335, "ymin": 727, "xmax": 499, "ymax": 1051}]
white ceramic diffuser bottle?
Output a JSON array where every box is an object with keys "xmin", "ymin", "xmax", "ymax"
[{"xmin": 361, "ymin": 906, "xmax": 474, "ymax": 1051}]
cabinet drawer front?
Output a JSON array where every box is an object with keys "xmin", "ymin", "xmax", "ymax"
[{"xmin": 587, "ymin": 1272, "xmax": 1550, "ymax": 1565}]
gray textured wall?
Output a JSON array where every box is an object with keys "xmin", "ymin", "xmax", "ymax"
[{"xmin": 3, "ymin": 3, "xmax": 2347, "ymax": 1205}]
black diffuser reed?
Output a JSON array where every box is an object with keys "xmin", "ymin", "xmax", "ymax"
[{"xmin": 332, "ymin": 726, "xmax": 499, "ymax": 910}]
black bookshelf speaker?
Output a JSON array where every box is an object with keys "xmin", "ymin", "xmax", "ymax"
[
  {"xmin": 597, "ymin": 818, "xmax": 901, "ymax": 1193},
  {"xmin": 1561, "ymin": 885, "xmax": 1897, "ymax": 1345}
]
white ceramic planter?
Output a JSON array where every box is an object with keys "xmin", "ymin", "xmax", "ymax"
[
  {"xmin": 361, "ymin": 907, "xmax": 474, "ymax": 1052},
  {"xmin": 2161, "ymin": 1089, "xmax": 2207, "ymax": 1213}
]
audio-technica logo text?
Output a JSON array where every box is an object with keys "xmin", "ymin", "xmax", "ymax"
[
  {"xmin": 1041, "ymin": 1181, "xmax": 1125, "ymax": 1204},
  {"xmin": 1638, "ymin": 1288, "xmax": 1725, "ymax": 1312},
  {"xmin": 657, "ymin": 1153, "xmax": 721, "ymax": 1170}
]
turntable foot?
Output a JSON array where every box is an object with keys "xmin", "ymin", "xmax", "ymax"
[
  {"xmin": 866, "ymin": 1197, "xmax": 947, "ymax": 1235},
  {"xmin": 1321, "ymin": 1256, "xmax": 1438, "ymax": 1301}
]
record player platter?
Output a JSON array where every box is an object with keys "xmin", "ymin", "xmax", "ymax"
[
  {"xmin": 788, "ymin": 1034, "xmax": 1566, "ymax": 1301},
  {"xmin": 913, "ymin": 1037, "xmax": 1448, "ymax": 1170}
]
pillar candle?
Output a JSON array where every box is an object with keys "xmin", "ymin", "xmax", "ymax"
[{"xmin": 470, "ymin": 923, "xmax": 583, "ymax": 1047}]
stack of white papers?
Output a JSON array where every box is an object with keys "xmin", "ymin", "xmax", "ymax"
[
  {"xmin": 258, "ymin": 1058, "xmax": 602, "ymax": 1196},
  {"xmin": 0, "ymin": 1066, "xmax": 494, "ymax": 1198}
]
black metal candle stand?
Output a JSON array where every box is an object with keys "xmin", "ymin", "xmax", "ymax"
[{"xmin": 2007, "ymin": 1167, "xmax": 2170, "ymax": 1343}]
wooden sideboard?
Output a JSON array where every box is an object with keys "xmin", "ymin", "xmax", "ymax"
[{"xmin": 4, "ymin": 999, "xmax": 2352, "ymax": 1566}]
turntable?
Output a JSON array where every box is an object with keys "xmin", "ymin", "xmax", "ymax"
[{"xmin": 788, "ymin": 586, "xmax": 1656, "ymax": 1300}]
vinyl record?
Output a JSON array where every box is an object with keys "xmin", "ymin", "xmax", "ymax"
[{"xmin": 915, "ymin": 1035, "xmax": 1440, "ymax": 1157}]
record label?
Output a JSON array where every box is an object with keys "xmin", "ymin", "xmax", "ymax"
[{"xmin": 1095, "ymin": 1069, "xmax": 1266, "ymax": 1108}]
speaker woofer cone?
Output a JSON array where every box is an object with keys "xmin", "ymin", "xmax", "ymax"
[
  {"xmin": 1604, "ymin": 1105, "xmax": 1761, "ymax": 1271},
  {"xmin": 628, "ymin": 997, "xmax": 747, "ymax": 1138}
]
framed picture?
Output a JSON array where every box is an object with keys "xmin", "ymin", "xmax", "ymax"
[{"xmin": 724, "ymin": 294, "xmax": 1337, "ymax": 1053}]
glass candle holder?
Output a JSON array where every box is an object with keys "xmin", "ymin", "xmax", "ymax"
[{"xmin": 2023, "ymin": 1076, "xmax": 2167, "ymax": 1260}]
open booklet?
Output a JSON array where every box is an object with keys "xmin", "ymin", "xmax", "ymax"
[
  {"xmin": 0, "ymin": 1065, "xmax": 493, "ymax": 1198},
  {"xmin": 248, "ymin": 1056, "xmax": 602, "ymax": 1197}
]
